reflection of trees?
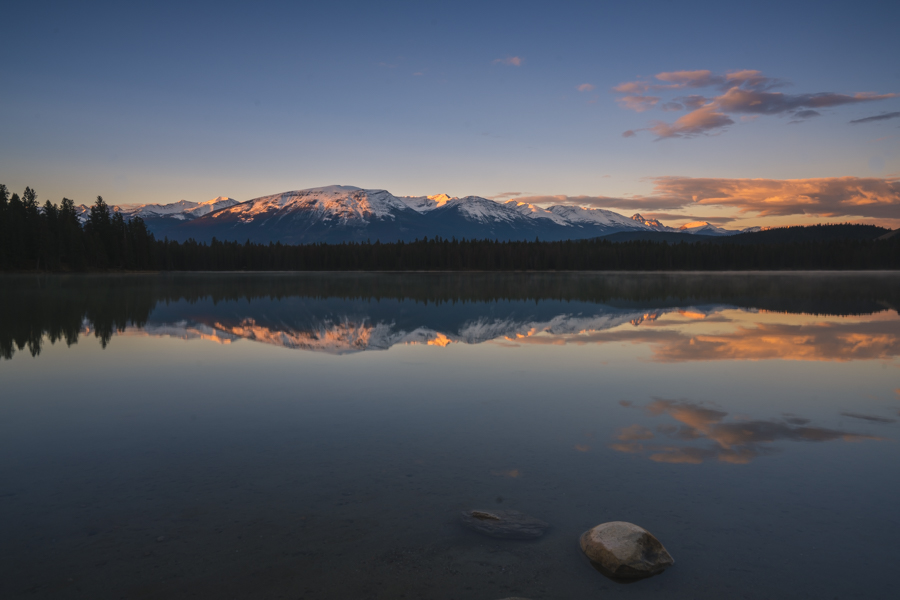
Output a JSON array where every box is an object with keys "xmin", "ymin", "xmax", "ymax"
[
  {"xmin": 0, "ymin": 276, "xmax": 157, "ymax": 359},
  {"xmin": 2, "ymin": 272, "xmax": 899, "ymax": 359},
  {"xmin": 145, "ymin": 272, "xmax": 898, "ymax": 316},
  {"xmin": 611, "ymin": 399, "xmax": 881, "ymax": 464}
]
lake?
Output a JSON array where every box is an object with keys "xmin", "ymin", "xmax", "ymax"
[{"xmin": 1, "ymin": 272, "xmax": 899, "ymax": 599}]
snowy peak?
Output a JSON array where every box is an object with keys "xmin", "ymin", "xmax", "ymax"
[
  {"xmin": 427, "ymin": 193, "xmax": 452, "ymax": 205},
  {"xmin": 446, "ymin": 196, "xmax": 521, "ymax": 223},
  {"xmin": 400, "ymin": 193, "xmax": 527, "ymax": 223},
  {"xmin": 73, "ymin": 197, "xmax": 239, "ymax": 223},
  {"xmin": 211, "ymin": 186, "xmax": 414, "ymax": 224},
  {"xmin": 187, "ymin": 197, "xmax": 239, "ymax": 217},
  {"xmin": 678, "ymin": 221, "xmax": 733, "ymax": 236},
  {"xmin": 397, "ymin": 193, "xmax": 454, "ymax": 212},
  {"xmin": 548, "ymin": 204, "xmax": 650, "ymax": 229},
  {"xmin": 631, "ymin": 213, "xmax": 665, "ymax": 229},
  {"xmin": 504, "ymin": 201, "xmax": 572, "ymax": 225},
  {"xmin": 134, "ymin": 197, "xmax": 240, "ymax": 220}
]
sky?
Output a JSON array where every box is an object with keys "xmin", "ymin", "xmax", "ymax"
[{"xmin": 1, "ymin": 0, "xmax": 899, "ymax": 229}]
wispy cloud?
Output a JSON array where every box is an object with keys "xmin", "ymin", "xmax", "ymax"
[
  {"xmin": 638, "ymin": 212, "xmax": 735, "ymax": 225},
  {"xmin": 615, "ymin": 69, "xmax": 897, "ymax": 139},
  {"xmin": 850, "ymin": 111, "xmax": 900, "ymax": 124},
  {"xmin": 650, "ymin": 175, "xmax": 900, "ymax": 218},
  {"xmin": 505, "ymin": 193, "xmax": 689, "ymax": 211},
  {"xmin": 646, "ymin": 105, "xmax": 734, "ymax": 138},
  {"xmin": 840, "ymin": 412, "xmax": 897, "ymax": 423},
  {"xmin": 509, "ymin": 176, "xmax": 900, "ymax": 219},
  {"xmin": 576, "ymin": 83, "xmax": 595, "ymax": 92},
  {"xmin": 488, "ymin": 191, "xmax": 523, "ymax": 200},
  {"xmin": 493, "ymin": 56, "xmax": 522, "ymax": 66},
  {"xmin": 617, "ymin": 95, "xmax": 660, "ymax": 112}
]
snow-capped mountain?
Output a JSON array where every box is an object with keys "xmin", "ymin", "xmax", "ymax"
[
  {"xmin": 157, "ymin": 185, "xmax": 669, "ymax": 243},
  {"xmin": 87, "ymin": 186, "xmax": 756, "ymax": 244},
  {"xmin": 677, "ymin": 221, "xmax": 761, "ymax": 236},
  {"xmin": 76, "ymin": 197, "xmax": 238, "ymax": 221},
  {"xmin": 631, "ymin": 213, "xmax": 665, "ymax": 229}
]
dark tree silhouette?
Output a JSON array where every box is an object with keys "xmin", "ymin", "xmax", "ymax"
[{"xmin": 0, "ymin": 183, "xmax": 897, "ymax": 273}]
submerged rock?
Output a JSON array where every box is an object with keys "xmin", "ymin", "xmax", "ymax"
[
  {"xmin": 579, "ymin": 521, "xmax": 674, "ymax": 579},
  {"xmin": 460, "ymin": 509, "xmax": 549, "ymax": 540}
]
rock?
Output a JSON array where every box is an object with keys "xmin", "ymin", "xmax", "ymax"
[
  {"xmin": 460, "ymin": 509, "xmax": 549, "ymax": 540},
  {"xmin": 579, "ymin": 521, "xmax": 673, "ymax": 579}
]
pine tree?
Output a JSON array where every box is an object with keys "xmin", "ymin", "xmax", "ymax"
[{"xmin": 0, "ymin": 184, "xmax": 8, "ymax": 269}]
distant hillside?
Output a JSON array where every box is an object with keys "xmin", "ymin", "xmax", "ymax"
[
  {"xmin": 599, "ymin": 231, "xmax": 710, "ymax": 243},
  {"xmin": 599, "ymin": 224, "xmax": 894, "ymax": 245},
  {"xmin": 723, "ymin": 224, "xmax": 891, "ymax": 245}
]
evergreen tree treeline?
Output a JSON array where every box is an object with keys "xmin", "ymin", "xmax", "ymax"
[
  {"xmin": 0, "ymin": 185, "xmax": 154, "ymax": 270},
  {"xmin": 1, "ymin": 184, "xmax": 898, "ymax": 272}
]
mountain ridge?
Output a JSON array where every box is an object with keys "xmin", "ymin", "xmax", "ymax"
[{"xmin": 76, "ymin": 185, "xmax": 760, "ymax": 244}]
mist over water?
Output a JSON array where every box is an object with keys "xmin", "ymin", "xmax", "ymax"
[{"xmin": 1, "ymin": 273, "xmax": 898, "ymax": 599}]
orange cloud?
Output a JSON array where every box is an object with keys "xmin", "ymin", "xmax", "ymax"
[
  {"xmin": 655, "ymin": 70, "xmax": 722, "ymax": 87},
  {"xmin": 614, "ymin": 68, "xmax": 896, "ymax": 138},
  {"xmin": 617, "ymin": 95, "xmax": 660, "ymax": 112},
  {"xmin": 647, "ymin": 105, "xmax": 734, "ymax": 138},
  {"xmin": 493, "ymin": 56, "xmax": 522, "ymax": 66},
  {"xmin": 509, "ymin": 176, "xmax": 900, "ymax": 220},
  {"xmin": 577, "ymin": 83, "xmax": 595, "ymax": 92},
  {"xmin": 652, "ymin": 175, "xmax": 900, "ymax": 219}
]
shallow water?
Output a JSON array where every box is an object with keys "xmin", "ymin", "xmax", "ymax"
[{"xmin": 1, "ymin": 272, "xmax": 899, "ymax": 599}]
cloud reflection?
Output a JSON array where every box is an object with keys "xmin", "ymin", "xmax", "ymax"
[
  {"xmin": 612, "ymin": 399, "xmax": 880, "ymax": 464},
  {"xmin": 509, "ymin": 316, "xmax": 900, "ymax": 363}
]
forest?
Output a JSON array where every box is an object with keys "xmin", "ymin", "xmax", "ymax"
[{"xmin": 2, "ymin": 185, "xmax": 898, "ymax": 272}]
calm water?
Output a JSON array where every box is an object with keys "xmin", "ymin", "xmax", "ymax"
[{"xmin": 1, "ymin": 273, "xmax": 899, "ymax": 599}]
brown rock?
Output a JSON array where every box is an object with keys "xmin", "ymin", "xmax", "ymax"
[
  {"xmin": 460, "ymin": 509, "xmax": 549, "ymax": 540},
  {"xmin": 579, "ymin": 521, "xmax": 674, "ymax": 579}
]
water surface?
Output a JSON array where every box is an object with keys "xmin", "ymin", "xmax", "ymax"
[{"xmin": 1, "ymin": 273, "xmax": 899, "ymax": 599}]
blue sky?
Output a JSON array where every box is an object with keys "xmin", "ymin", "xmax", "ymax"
[{"xmin": 2, "ymin": 0, "xmax": 898, "ymax": 227}]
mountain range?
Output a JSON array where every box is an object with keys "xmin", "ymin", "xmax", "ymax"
[{"xmin": 76, "ymin": 185, "xmax": 758, "ymax": 244}]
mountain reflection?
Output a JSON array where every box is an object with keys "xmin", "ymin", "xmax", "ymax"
[
  {"xmin": 2, "ymin": 273, "xmax": 899, "ymax": 360},
  {"xmin": 611, "ymin": 399, "xmax": 881, "ymax": 464},
  {"xmin": 140, "ymin": 304, "xmax": 719, "ymax": 354}
]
